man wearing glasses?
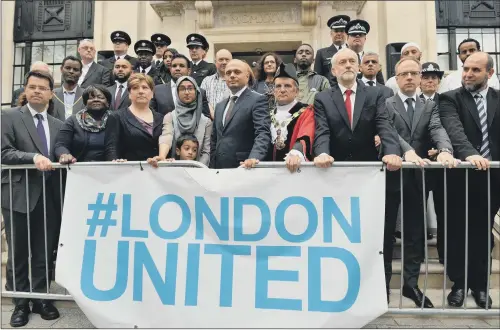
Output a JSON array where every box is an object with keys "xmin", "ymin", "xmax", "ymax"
[
  {"xmin": 383, "ymin": 57, "xmax": 458, "ymax": 307},
  {"xmin": 314, "ymin": 15, "xmax": 350, "ymax": 85}
]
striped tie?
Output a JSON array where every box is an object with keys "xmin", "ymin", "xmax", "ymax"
[{"xmin": 474, "ymin": 94, "xmax": 490, "ymax": 159}]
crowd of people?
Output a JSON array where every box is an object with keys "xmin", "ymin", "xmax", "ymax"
[{"xmin": 2, "ymin": 15, "xmax": 500, "ymax": 328}]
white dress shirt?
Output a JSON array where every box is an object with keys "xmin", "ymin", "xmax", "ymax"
[
  {"xmin": 439, "ymin": 66, "xmax": 499, "ymax": 93},
  {"xmin": 28, "ymin": 103, "xmax": 50, "ymax": 160},
  {"xmin": 421, "ymin": 93, "xmax": 436, "ymax": 101},
  {"xmin": 469, "ymin": 87, "xmax": 489, "ymax": 117},
  {"xmin": 271, "ymin": 100, "xmax": 297, "ymax": 144},
  {"xmin": 171, "ymin": 80, "xmax": 179, "ymax": 104},
  {"xmin": 192, "ymin": 60, "xmax": 202, "ymax": 66},
  {"xmin": 222, "ymin": 86, "xmax": 247, "ymax": 126},
  {"xmin": 62, "ymin": 85, "xmax": 78, "ymax": 119},
  {"xmin": 361, "ymin": 76, "xmax": 377, "ymax": 86},
  {"xmin": 78, "ymin": 61, "xmax": 93, "ymax": 86},
  {"xmin": 138, "ymin": 65, "xmax": 152, "ymax": 74},
  {"xmin": 397, "ymin": 91, "xmax": 417, "ymax": 111},
  {"xmin": 115, "ymin": 81, "xmax": 128, "ymax": 98},
  {"xmin": 338, "ymin": 82, "xmax": 357, "ymax": 126}
]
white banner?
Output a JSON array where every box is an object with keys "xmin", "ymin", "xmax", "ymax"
[{"xmin": 56, "ymin": 165, "xmax": 388, "ymax": 328}]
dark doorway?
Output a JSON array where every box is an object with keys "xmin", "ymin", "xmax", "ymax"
[{"xmin": 232, "ymin": 51, "xmax": 296, "ymax": 68}]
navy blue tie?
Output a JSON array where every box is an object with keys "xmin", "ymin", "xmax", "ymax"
[{"xmin": 35, "ymin": 114, "xmax": 49, "ymax": 157}]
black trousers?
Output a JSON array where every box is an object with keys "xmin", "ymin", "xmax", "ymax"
[
  {"xmin": 445, "ymin": 169, "xmax": 500, "ymax": 291},
  {"xmin": 2, "ymin": 191, "xmax": 60, "ymax": 306},
  {"xmin": 428, "ymin": 168, "xmax": 445, "ymax": 262},
  {"xmin": 384, "ymin": 171, "xmax": 427, "ymax": 289}
]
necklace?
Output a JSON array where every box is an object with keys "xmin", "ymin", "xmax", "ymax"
[{"xmin": 270, "ymin": 106, "xmax": 306, "ymax": 150}]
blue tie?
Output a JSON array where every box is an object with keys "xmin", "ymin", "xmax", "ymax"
[{"xmin": 35, "ymin": 114, "xmax": 49, "ymax": 157}]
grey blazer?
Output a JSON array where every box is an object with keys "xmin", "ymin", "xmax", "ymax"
[
  {"xmin": 385, "ymin": 94, "xmax": 453, "ymax": 157},
  {"xmin": 1, "ymin": 106, "xmax": 63, "ymax": 213},
  {"xmin": 52, "ymin": 86, "xmax": 85, "ymax": 121},
  {"xmin": 80, "ymin": 62, "xmax": 111, "ymax": 88}
]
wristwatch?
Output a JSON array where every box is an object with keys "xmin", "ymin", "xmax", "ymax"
[{"xmin": 438, "ymin": 148, "xmax": 452, "ymax": 154}]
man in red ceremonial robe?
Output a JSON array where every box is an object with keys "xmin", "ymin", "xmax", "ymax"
[{"xmin": 265, "ymin": 62, "xmax": 315, "ymax": 172}]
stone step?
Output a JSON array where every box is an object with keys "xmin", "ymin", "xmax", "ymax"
[
  {"xmin": 389, "ymin": 259, "xmax": 500, "ymax": 289},
  {"xmin": 392, "ymin": 237, "xmax": 440, "ymax": 260}
]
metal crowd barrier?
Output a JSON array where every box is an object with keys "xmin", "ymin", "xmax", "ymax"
[{"xmin": 1, "ymin": 161, "xmax": 499, "ymax": 317}]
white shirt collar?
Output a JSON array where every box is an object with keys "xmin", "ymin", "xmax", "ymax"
[
  {"xmin": 27, "ymin": 103, "xmax": 48, "ymax": 119},
  {"xmin": 469, "ymin": 87, "xmax": 488, "ymax": 100},
  {"xmin": 63, "ymin": 85, "xmax": 78, "ymax": 94},
  {"xmin": 116, "ymin": 81, "xmax": 127, "ymax": 89},
  {"xmin": 230, "ymin": 86, "xmax": 247, "ymax": 98},
  {"xmin": 421, "ymin": 93, "xmax": 436, "ymax": 100},
  {"xmin": 361, "ymin": 76, "xmax": 376, "ymax": 85},
  {"xmin": 398, "ymin": 90, "xmax": 417, "ymax": 103},
  {"xmin": 82, "ymin": 61, "xmax": 93, "ymax": 69},
  {"xmin": 338, "ymin": 82, "xmax": 357, "ymax": 95},
  {"xmin": 193, "ymin": 59, "xmax": 202, "ymax": 66},
  {"xmin": 276, "ymin": 100, "xmax": 298, "ymax": 113}
]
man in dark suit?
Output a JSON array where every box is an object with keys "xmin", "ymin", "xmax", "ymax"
[
  {"xmin": 52, "ymin": 56, "xmax": 85, "ymax": 121},
  {"xmin": 107, "ymin": 58, "xmax": 133, "ymax": 110},
  {"xmin": 101, "ymin": 31, "xmax": 138, "ymax": 71},
  {"xmin": 314, "ymin": 15, "xmax": 350, "ymax": 85},
  {"xmin": 439, "ymin": 52, "xmax": 500, "ymax": 309},
  {"xmin": 10, "ymin": 62, "xmax": 51, "ymax": 107},
  {"xmin": 313, "ymin": 48, "xmax": 401, "ymax": 170},
  {"xmin": 133, "ymin": 40, "xmax": 158, "ymax": 79},
  {"xmin": 1, "ymin": 71, "xmax": 63, "ymax": 327},
  {"xmin": 344, "ymin": 19, "xmax": 385, "ymax": 85},
  {"xmin": 150, "ymin": 54, "xmax": 210, "ymax": 117},
  {"xmin": 210, "ymin": 59, "xmax": 271, "ymax": 169},
  {"xmin": 383, "ymin": 58, "xmax": 458, "ymax": 308},
  {"xmin": 186, "ymin": 33, "xmax": 217, "ymax": 87},
  {"xmin": 419, "ymin": 62, "xmax": 446, "ymax": 261},
  {"xmin": 77, "ymin": 39, "xmax": 111, "ymax": 88}
]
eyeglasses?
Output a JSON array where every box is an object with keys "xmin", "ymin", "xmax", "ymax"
[
  {"xmin": 26, "ymin": 85, "xmax": 51, "ymax": 92},
  {"xmin": 179, "ymin": 87, "xmax": 196, "ymax": 93},
  {"xmin": 396, "ymin": 71, "xmax": 420, "ymax": 77}
]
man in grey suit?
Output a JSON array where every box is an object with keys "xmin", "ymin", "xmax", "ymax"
[
  {"xmin": 77, "ymin": 39, "xmax": 111, "ymax": 88},
  {"xmin": 210, "ymin": 59, "xmax": 271, "ymax": 169},
  {"xmin": 383, "ymin": 57, "xmax": 458, "ymax": 308},
  {"xmin": 52, "ymin": 56, "xmax": 85, "ymax": 121},
  {"xmin": 107, "ymin": 58, "xmax": 133, "ymax": 110},
  {"xmin": 1, "ymin": 71, "xmax": 63, "ymax": 327}
]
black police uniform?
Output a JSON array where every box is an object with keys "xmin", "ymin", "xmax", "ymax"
[
  {"xmin": 101, "ymin": 31, "xmax": 138, "ymax": 71},
  {"xmin": 133, "ymin": 40, "xmax": 158, "ymax": 79},
  {"xmin": 186, "ymin": 33, "xmax": 216, "ymax": 87},
  {"xmin": 314, "ymin": 15, "xmax": 350, "ymax": 85}
]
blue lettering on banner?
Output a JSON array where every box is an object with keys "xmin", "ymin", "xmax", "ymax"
[{"xmin": 80, "ymin": 193, "xmax": 364, "ymax": 312}]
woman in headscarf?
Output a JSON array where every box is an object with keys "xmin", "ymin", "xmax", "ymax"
[
  {"xmin": 55, "ymin": 84, "xmax": 112, "ymax": 163},
  {"xmin": 154, "ymin": 48, "xmax": 179, "ymax": 85},
  {"xmin": 148, "ymin": 76, "xmax": 212, "ymax": 167}
]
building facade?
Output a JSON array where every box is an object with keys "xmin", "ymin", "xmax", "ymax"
[{"xmin": 2, "ymin": 0, "xmax": 499, "ymax": 106}]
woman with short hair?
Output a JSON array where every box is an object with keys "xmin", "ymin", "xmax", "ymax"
[
  {"xmin": 104, "ymin": 73, "xmax": 164, "ymax": 161},
  {"xmin": 55, "ymin": 84, "xmax": 112, "ymax": 163}
]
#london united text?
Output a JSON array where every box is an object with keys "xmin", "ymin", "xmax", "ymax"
[{"xmin": 80, "ymin": 193, "xmax": 362, "ymax": 312}]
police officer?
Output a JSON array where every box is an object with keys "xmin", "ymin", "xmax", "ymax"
[
  {"xmin": 151, "ymin": 33, "xmax": 171, "ymax": 69},
  {"xmin": 101, "ymin": 30, "xmax": 137, "ymax": 70},
  {"xmin": 314, "ymin": 15, "xmax": 350, "ymax": 85},
  {"xmin": 186, "ymin": 33, "xmax": 216, "ymax": 86},
  {"xmin": 344, "ymin": 19, "xmax": 385, "ymax": 85},
  {"xmin": 133, "ymin": 40, "xmax": 158, "ymax": 79}
]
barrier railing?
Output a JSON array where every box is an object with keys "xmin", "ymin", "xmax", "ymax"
[{"xmin": 1, "ymin": 161, "xmax": 499, "ymax": 317}]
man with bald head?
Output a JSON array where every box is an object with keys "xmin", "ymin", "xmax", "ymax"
[
  {"xmin": 77, "ymin": 39, "xmax": 111, "ymax": 88},
  {"xmin": 107, "ymin": 58, "xmax": 133, "ymax": 110},
  {"xmin": 210, "ymin": 59, "xmax": 271, "ymax": 169},
  {"xmin": 11, "ymin": 62, "xmax": 51, "ymax": 107},
  {"xmin": 440, "ymin": 52, "xmax": 500, "ymax": 309},
  {"xmin": 201, "ymin": 49, "xmax": 232, "ymax": 119},
  {"xmin": 313, "ymin": 48, "xmax": 401, "ymax": 169}
]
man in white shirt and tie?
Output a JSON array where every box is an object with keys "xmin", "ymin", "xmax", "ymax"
[
  {"xmin": 77, "ymin": 39, "xmax": 111, "ymax": 88},
  {"xmin": 107, "ymin": 58, "xmax": 132, "ymax": 110}
]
